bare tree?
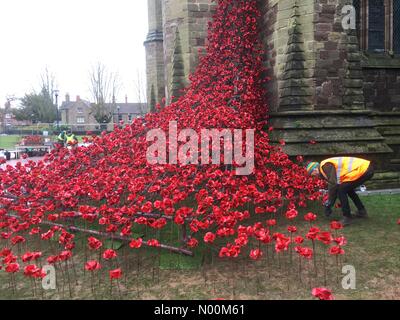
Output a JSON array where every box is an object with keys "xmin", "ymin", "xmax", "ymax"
[
  {"xmin": 5, "ymin": 95, "xmax": 16, "ymax": 111},
  {"xmin": 89, "ymin": 62, "xmax": 121, "ymax": 124},
  {"xmin": 133, "ymin": 69, "xmax": 147, "ymax": 115},
  {"xmin": 133, "ymin": 69, "xmax": 145, "ymax": 103},
  {"xmin": 40, "ymin": 67, "xmax": 57, "ymax": 99}
]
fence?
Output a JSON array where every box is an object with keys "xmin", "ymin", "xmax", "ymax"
[{"xmin": 2, "ymin": 123, "xmax": 115, "ymax": 136}]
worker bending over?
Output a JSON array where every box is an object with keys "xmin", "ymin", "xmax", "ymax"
[{"xmin": 307, "ymin": 157, "xmax": 374, "ymax": 226}]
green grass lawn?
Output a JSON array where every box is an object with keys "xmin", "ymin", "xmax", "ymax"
[
  {"xmin": 0, "ymin": 135, "xmax": 21, "ymax": 149},
  {"xmin": 0, "ymin": 194, "xmax": 399, "ymax": 300}
]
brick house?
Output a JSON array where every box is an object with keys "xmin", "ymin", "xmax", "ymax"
[
  {"xmin": 60, "ymin": 94, "xmax": 146, "ymax": 132},
  {"xmin": 144, "ymin": 0, "xmax": 400, "ymax": 188},
  {"xmin": 60, "ymin": 95, "xmax": 97, "ymax": 132}
]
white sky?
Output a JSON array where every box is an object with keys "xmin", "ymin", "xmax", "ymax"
[{"xmin": 0, "ymin": 0, "xmax": 148, "ymax": 107}]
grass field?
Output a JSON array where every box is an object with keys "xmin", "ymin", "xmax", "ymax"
[
  {"xmin": 0, "ymin": 135, "xmax": 21, "ymax": 149},
  {"xmin": 0, "ymin": 194, "xmax": 399, "ymax": 300}
]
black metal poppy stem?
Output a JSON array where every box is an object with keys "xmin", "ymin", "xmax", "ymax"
[
  {"xmin": 11, "ymin": 273, "xmax": 16, "ymax": 295},
  {"xmin": 277, "ymin": 251, "xmax": 281, "ymax": 269},
  {"xmin": 70, "ymin": 255, "xmax": 79, "ymax": 285},
  {"xmin": 123, "ymin": 245, "xmax": 129, "ymax": 287},
  {"xmin": 176, "ymin": 226, "xmax": 181, "ymax": 270},
  {"xmin": 336, "ymin": 255, "xmax": 339, "ymax": 284},
  {"xmin": 39, "ymin": 278, "xmax": 44, "ymax": 300},
  {"xmin": 136, "ymin": 250, "xmax": 140, "ymax": 298},
  {"xmin": 94, "ymin": 248, "xmax": 100, "ymax": 265},
  {"xmin": 289, "ymin": 234, "xmax": 293, "ymax": 265},
  {"xmin": 33, "ymin": 277, "xmax": 38, "ymax": 298},
  {"xmin": 201, "ymin": 247, "xmax": 207, "ymax": 286},
  {"xmin": 265, "ymin": 244, "xmax": 271, "ymax": 279},
  {"xmin": 286, "ymin": 252, "xmax": 290, "ymax": 292},
  {"xmin": 157, "ymin": 235, "xmax": 162, "ymax": 284},
  {"xmin": 270, "ymin": 221, "xmax": 275, "ymax": 262},
  {"xmin": 298, "ymin": 255, "xmax": 302, "ymax": 283},
  {"xmin": 153, "ymin": 229, "xmax": 161, "ymax": 284},
  {"xmin": 54, "ymin": 265, "xmax": 61, "ymax": 295},
  {"xmin": 117, "ymin": 278, "xmax": 122, "ymax": 299},
  {"xmin": 36, "ymin": 234, "xmax": 41, "ymax": 253},
  {"xmin": 95, "ymin": 255, "xmax": 102, "ymax": 295},
  {"xmin": 8, "ymin": 274, "xmax": 12, "ymax": 295},
  {"xmin": 30, "ymin": 277, "xmax": 35, "ymax": 297},
  {"xmin": 231, "ymin": 258, "xmax": 236, "ymax": 299},
  {"xmin": 323, "ymin": 247, "xmax": 327, "ymax": 286},
  {"xmin": 152, "ymin": 255, "xmax": 156, "ymax": 283},
  {"xmin": 83, "ymin": 222, "xmax": 88, "ymax": 277},
  {"xmin": 37, "ymin": 260, "xmax": 44, "ymax": 299},
  {"xmin": 97, "ymin": 264, "xmax": 102, "ymax": 296},
  {"xmin": 57, "ymin": 262, "xmax": 66, "ymax": 298},
  {"xmin": 312, "ymin": 239, "xmax": 318, "ymax": 275},
  {"xmin": 211, "ymin": 245, "xmax": 217, "ymax": 295},
  {"xmin": 64, "ymin": 260, "xmax": 73, "ymax": 298},
  {"xmin": 241, "ymin": 252, "xmax": 247, "ymax": 282},
  {"xmin": 136, "ymin": 248, "xmax": 141, "ymax": 275},
  {"xmin": 90, "ymin": 272, "xmax": 94, "ymax": 295}
]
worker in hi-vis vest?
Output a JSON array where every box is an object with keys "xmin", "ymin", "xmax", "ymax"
[
  {"xmin": 57, "ymin": 130, "xmax": 67, "ymax": 147},
  {"xmin": 65, "ymin": 129, "xmax": 78, "ymax": 146},
  {"xmin": 306, "ymin": 157, "xmax": 374, "ymax": 226}
]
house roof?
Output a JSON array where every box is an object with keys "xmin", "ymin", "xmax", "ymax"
[
  {"xmin": 60, "ymin": 100, "xmax": 91, "ymax": 110},
  {"xmin": 109, "ymin": 103, "xmax": 146, "ymax": 115}
]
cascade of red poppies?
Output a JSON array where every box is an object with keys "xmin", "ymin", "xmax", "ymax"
[{"xmin": 0, "ymin": 0, "xmax": 325, "ymax": 272}]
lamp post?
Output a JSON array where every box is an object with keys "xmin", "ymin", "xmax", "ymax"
[
  {"xmin": 117, "ymin": 105, "xmax": 120, "ymax": 128},
  {"xmin": 54, "ymin": 89, "xmax": 59, "ymax": 132},
  {"xmin": 31, "ymin": 114, "xmax": 35, "ymax": 135}
]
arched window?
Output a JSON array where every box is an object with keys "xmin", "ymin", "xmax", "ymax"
[{"xmin": 355, "ymin": 0, "xmax": 400, "ymax": 54}]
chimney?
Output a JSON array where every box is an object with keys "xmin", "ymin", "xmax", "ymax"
[
  {"xmin": 65, "ymin": 93, "xmax": 70, "ymax": 102},
  {"xmin": 76, "ymin": 95, "xmax": 80, "ymax": 102},
  {"xmin": 125, "ymin": 95, "xmax": 128, "ymax": 104},
  {"xmin": 112, "ymin": 95, "xmax": 116, "ymax": 104}
]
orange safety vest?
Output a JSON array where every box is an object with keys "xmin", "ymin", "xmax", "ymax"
[{"xmin": 320, "ymin": 157, "xmax": 371, "ymax": 184}]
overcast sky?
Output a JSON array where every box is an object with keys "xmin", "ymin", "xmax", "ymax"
[{"xmin": 0, "ymin": 0, "xmax": 148, "ymax": 107}]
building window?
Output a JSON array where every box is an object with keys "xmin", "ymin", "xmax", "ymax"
[
  {"xmin": 128, "ymin": 114, "xmax": 132, "ymax": 122},
  {"xmin": 118, "ymin": 114, "xmax": 123, "ymax": 122},
  {"xmin": 368, "ymin": 0, "xmax": 385, "ymax": 52},
  {"xmin": 356, "ymin": 0, "xmax": 400, "ymax": 54},
  {"xmin": 77, "ymin": 107, "xmax": 84, "ymax": 114},
  {"xmin": 77, "ymin": 117, "xmax": 85, "ymax": 124}
]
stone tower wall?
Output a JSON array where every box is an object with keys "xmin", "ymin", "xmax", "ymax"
[
  {"xmin": 145, "ymin": 0, "xmax": 165, "ymax": 110},
  {"xmin": 145, "ymin": 0, "xmax": 400, "ymax": 187}
]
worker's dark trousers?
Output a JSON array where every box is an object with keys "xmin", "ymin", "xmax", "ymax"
[{"xmin": 338, "ymin": 164, "xmax": 374, "ymax": 217}]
